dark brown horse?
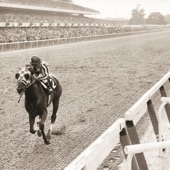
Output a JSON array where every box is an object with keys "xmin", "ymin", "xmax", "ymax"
[{"xmin": 15, "ymin": 67, "xmax": 62, "ymax": 145}]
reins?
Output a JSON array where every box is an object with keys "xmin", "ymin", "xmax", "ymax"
[{"xmin": 27, "ymin": 79, "xmax": 36, "ymax": 89}]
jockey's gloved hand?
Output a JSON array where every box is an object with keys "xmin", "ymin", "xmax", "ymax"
[{"xmin": 33, "ymin": 75, "xmax": 40, "ymax": 81}]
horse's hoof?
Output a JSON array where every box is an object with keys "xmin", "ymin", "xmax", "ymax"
[
  {"xmin": 45, "ymin": 140, "xmax": 50, "ymax": 145},
  {"xmin": 37, "ymin": 130, "xmax": 42, "ymax": 137},
  {"xmin": 47, "ymin": 129, "xmax": 51, "ymax": 140},
  {"xmin": 30, "ymin": 130, "xmax": 36, "ymax": 134}
]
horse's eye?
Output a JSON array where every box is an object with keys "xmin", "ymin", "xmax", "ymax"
[
  {"xmin": 15, "ymin": 73, "xmax": 20, "ymax": 79},
  {"xmin": 24, "ymin": 73, "xmax": 30, "ymax": 80}
]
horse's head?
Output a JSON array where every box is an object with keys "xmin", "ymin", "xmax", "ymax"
[{"xmin": 15, "ymin": 67, "xmax": 32, "ymax": 95}]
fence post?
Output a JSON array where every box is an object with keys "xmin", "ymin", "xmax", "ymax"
[
  {"xmin": 126, "ymin": 120, "xmax": 148, "ymax": 170},
  {"xmin": 147, "ymin": 99, "xmax": 159, "ymax": 140},
  {"xmin": 120, "ymin": 128, "xmax": 139, "ymax": 170},
  {"xmin": 159, "ymin": 85, "xmax": 170, "ymax": 122}
]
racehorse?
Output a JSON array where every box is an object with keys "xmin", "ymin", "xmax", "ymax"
[{"xmin": 15, "ymin": 67, "xmax": 62, "ymax": 145}]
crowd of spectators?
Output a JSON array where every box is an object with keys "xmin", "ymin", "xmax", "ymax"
[
  {"xmin": 0, "ymin": 1, "xmax": 137, "ymax": 44},
  {"xmin": 0, "ymin": 0, "xmax": 98, "ymax": 13},
  {"xmin": 0, "ymin": 26, "xmax": 144, "ymax": 43},
  {"xmin": 0, "ymin": 12, "xmax": 111, "ymax": 25}
]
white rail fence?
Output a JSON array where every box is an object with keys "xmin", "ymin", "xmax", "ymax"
[
  {"xmin": 124, "ymin": 140, "xmax": 170, "ymax": 170},
  {"xmin": 64, "ymin": 118, "xmax": 125, "ymax": 170},
  {"xmin": 64, "ymin": 70, "xmax": 170, "ymax": 170},
  {"xmin": 124, "ymin": 71, "xmax": 170, "ymax": 170},
  {"xmin": 158, "ymin": 97, "xmax": 170, "ymax": 146}
]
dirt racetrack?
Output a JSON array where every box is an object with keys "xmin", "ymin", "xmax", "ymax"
[{"xmin": 1, "ymin": 31, "xmax": 170, "ymax": 170}]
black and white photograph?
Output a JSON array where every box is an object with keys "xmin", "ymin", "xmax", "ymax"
[{"xmin": 1, "ymin": 0, "xmax": 170, "ymax": 169}]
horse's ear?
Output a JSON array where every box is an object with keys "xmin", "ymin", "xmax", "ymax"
[
  {"xmin": 24, "ymin": 73, "xmax": 30, "ymax": 80},
  {"xmin": 15, "ymin": 73, "xmax": 20, "ymax": 79}
]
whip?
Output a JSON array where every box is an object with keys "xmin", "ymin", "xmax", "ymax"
[{"xmin": 18, "ymin": 92, "xmax": 24, "ymax": 103}]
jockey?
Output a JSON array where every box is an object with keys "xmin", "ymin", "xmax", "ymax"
[{"xmin": 27, "ymin": 56, "xmax": 53, "ymax": 94}]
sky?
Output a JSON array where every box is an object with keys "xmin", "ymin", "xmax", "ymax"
[{"xmin": 73, "ymin": 0, "xmax": 170, "ymax": 19}]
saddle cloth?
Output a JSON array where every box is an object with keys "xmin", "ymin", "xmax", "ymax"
[
  {"xmin": 40, "ymin": 75, "xmax": 56, "ymax": 91},
  {"xmin": 39, "ymin": 75, "xmax": 57, "ymax": 106}
]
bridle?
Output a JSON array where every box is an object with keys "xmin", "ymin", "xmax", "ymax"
[{"xmin": 17, "ymin": 77, "xmax": 35, "ymax": 103}]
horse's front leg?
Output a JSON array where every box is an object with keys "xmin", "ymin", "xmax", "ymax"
[{"xmin": 29, "ymin": 115, "xmax": 36, "ymax": 134}]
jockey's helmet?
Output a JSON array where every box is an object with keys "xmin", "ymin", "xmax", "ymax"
[{"xmin": 31, "ymin": 56, "xmax": 42, "ymax": 66}]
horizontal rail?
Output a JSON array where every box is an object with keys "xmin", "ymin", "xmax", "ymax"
[
  {"xmin": 124, "ymin": 140, "xmax": 170, "ymax": 155},
  {"xmin": 64, "ymin": 118, "xmax": 125, "ymax": 170},
  {"xmin": 124, "ymin": 141, "xmax": 170, "ymax": 170},
  {"xmin": 125, "ymin": 70, "xmax": 170, "ymax": 121}
]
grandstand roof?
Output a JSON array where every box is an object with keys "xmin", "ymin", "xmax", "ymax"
[{"xmin": 0, "ymin": 1, "xmax": 100, "ymax": 15}]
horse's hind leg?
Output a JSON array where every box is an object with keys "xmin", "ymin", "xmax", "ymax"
[
  {"xmin": 39, "ymin": 111, "xmax": 50, "ymax": 145},
  {"xmin": 47, "ymin": 98, "xmax": 60, "ymax": 139},
  {"xmin": 51, "ymin": 99, "xmax": 60, "ymax": 124}
]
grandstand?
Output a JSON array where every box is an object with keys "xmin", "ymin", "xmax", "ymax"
[
  {"xmin": 0, "ymin": 0, "xmax": 131, "ymax": 44},
  {"xmin": 0, "ymin": 0, "xmax": 168, "ymax": 47}
]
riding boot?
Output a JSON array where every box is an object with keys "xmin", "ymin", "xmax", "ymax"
[{"xmin": 45, "ymin": 82, "xmax": 53, "ymax": 94}]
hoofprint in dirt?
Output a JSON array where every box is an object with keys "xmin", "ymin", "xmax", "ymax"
[{"xmin": 1, "ymin": 31, "xmax": 170, "ymax": 170}]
